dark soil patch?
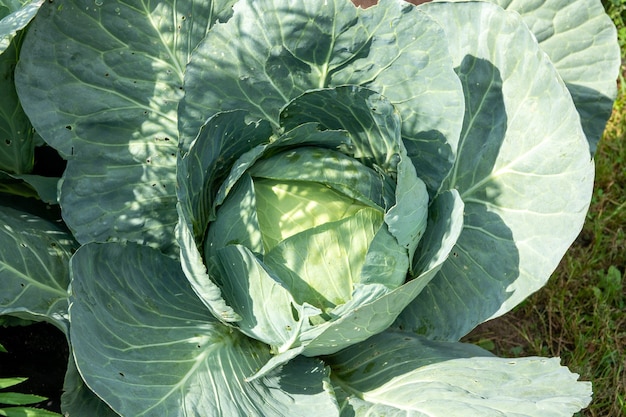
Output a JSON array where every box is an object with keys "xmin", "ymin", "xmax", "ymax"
[
  {"xmin": 0, "ymin": 322, "xmax": 69, "ymax": 413},
  {"xmin": 462, "ymin": 314, "xmax": 533, "ymax": 357}
]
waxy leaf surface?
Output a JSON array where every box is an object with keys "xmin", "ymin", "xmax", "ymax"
[
  {"xmin": 15, "ymin": 0, "xmax": 236, "ymax": 252},
  {"xmin": 396, "ymin": 2, "xmax": 595, "ymax": 340},
  {"xmin": 69, "ymin": 242, "xmax": 339, "ymax": 417}
]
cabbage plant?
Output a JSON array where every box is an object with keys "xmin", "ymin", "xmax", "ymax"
[{"xmin": 0, "ymin": 0, "xmax": 621, "ymax": 415}]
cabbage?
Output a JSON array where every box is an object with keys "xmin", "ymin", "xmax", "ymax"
[{"xmin": 2, "ymin": 0, "xmax": 619, "ymax": 415}]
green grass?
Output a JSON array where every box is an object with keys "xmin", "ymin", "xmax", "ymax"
[
  {"xmin": 0, "ymin": 343, "xmax": 62, "ymax": 417},
  {"xmin": 463, "ymin": 3, "xmax": 626, "ymax": 415}
]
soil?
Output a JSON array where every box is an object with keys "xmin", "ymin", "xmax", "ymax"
[
  {"xmin": 0, "ymin": 322, "xmax": 69, "ymax": 414},
  {"xmin": 462, "ymin": 315, "xmax": 532, "ymax": 357}
]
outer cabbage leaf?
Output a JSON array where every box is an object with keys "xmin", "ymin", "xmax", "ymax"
[
  {"xmin": 0, "ymin": 201, "xmax": 78, "ymax": 332},
  {"xmin": 396, "ymin": 2, "xmax": 595, "ymax": 340},
  {"xmin": 60, "ymin": 357, "xmax": 120, "ymax": 417},
  {"xmin": 0, "ymin": 171, "xmax": 59, "ymax": 203},
  {"xmin": 180, "ymin": 0, "xmax": 464, "ymax": 193},
  {"xmin": 326, "ymin": 330, "xmax": 592, "ymax": 417},
  {"xmin": 8, "ymin": 174, "xmax": 58, "ymax": 203},
  {"xmin": 0, "ymin": 0, "xmax": 43, "ymax": 52},
  {"xmin": 15, "ymin": 0, "xmax": 237, "ymax": 253},
  {"xmin": 0, "ymin": 25, "xmax": 35, "ymax": 175},
  {"xmin": 0, "ymin": 171, "xmax": 40, "ymax": 200},
  {"xmin": 69, "ymin": 242, "xmax": 340, "ymax": 417},
  {"xmin": 433, "ymin": 0, "xmax": 621, "ymax": 153}
]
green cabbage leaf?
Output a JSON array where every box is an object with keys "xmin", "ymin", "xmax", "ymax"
[{"xmin": 7, "ymin": 0, "xmax": 618, "ymax": 415}]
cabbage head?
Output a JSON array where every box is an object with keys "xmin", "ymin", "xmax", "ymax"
[{"xmin": 184, "ymin": 87, "xmax": 433, "ymax": 361}]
